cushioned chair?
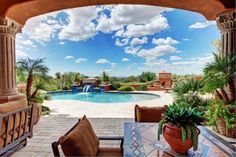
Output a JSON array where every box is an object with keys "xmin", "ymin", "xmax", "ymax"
[
  {"xmin": 134, "ymin": 104, "xmax": 167, "ymax": 122},
  {"xmin": 52, "ymin": 116, "xmax": 123, "ymax": 157},
  {"xmin": 0, "ymin": 98, "xmax": 35, "ymax": 156}
]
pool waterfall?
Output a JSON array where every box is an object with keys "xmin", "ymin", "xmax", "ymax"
[{"xmin": 82, "ymin": 85, "xmax": 93, "ymax": 93}]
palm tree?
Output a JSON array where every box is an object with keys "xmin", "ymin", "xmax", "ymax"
[
  {"xmin": 55, "ymin": 72, "xmax": 61, "ymax": 79},
  {"xmin": 204, "ymin": 53, "xmax": 235, "ymax": 104},
  {"xmin": 101, "ymin": 71, "xmax": 109, "ymax": 83},
  {"xmin": 17, "ymin": 58, "xmax": 49, "ymax": 100}
]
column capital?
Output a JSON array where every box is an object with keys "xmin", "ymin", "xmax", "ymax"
[
  {"xmin": 216, "ymin": 10, "xmax": 236, "ymax": 32},
  {"xmin": 0, "ymin": 17, "xmax": 22, "ymax": 35}
]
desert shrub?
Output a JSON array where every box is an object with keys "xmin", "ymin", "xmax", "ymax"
[
  {"xmin": 34, "ymin": 94, "xmax": 45, "ymax": 104},
  {"xmin": 117, "ymin": 86, "xmax": 134, "ymax": 91},
  {"xmin": 44, "ymin": 94, "xmax": 52, "ymax": 100},
  {"xmin": 42, "ymin": 105, "xmax": 51, "ymax": 116},
  {"xmin": 111, "ymin": 82, "xmax": 121, "ymax": 90},
  {"xmin": 139, "ymin": 84, "xmax": 147, "ymax": 91}
]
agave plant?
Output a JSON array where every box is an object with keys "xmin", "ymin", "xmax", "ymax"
[
  {"xmin": 158, "ymin": 103, "xmax": 204, "ymax": 151},
  {"xmin": 172, "ymin": 79, "xmax": 208, "ymax": 110}
]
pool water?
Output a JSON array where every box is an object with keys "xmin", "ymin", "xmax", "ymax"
[{"xmin": 51, "ymin": 92, "xmax": 160, "ymax": 103}]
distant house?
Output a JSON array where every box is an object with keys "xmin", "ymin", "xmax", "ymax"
[
  {"xmin": 147, "ymin": 71, "xmax": 172, "ymax": 91},
  {"xmin": 158, "ymin": 71, "xmax": 172, "ymax": 88}
]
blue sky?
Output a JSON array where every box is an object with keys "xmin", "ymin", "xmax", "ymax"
[{"xmin": 16, "ymin": 5, "xmax": 220, "ymax": 77}]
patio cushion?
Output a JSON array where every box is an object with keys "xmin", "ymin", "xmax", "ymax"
[
  {"xmin": 59, "ymin": 117, "xmax": 99, "ymax": 156},
  {"xmin": 0, "ymin": 98, "xmax": 27, "ymax": 148},
  {"xmin": 82, "ymin": 116, "xmax": 99, "ymax": 147},
  {"xmin": 135, "ymin": 105, "xmax": 167, "ymax": 123},
  {"xmin": 96, "ymin": 147, "xmax": 123, "ymax": 156}
]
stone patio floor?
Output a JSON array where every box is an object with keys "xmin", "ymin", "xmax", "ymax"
[{"xmin": 11, "ymin": 114, "xmax": 132, "ymax": 157}]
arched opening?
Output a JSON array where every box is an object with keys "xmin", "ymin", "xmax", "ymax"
[
  {"xmin": 3, "ymin": 0, "xmax": 234, "ymax": 25},
  {"xmin": 0, "ymin": 1, "xmax": 235, "ymax": 156}
]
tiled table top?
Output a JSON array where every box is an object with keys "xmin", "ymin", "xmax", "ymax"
[{"xmin": 124, "ymin": 122, "xmax": 235, "ymax": 157}]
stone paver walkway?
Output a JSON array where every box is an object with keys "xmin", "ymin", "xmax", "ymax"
[{"xmin": 11, "ymin": 114, "xmax": 132, "ymax": 157}]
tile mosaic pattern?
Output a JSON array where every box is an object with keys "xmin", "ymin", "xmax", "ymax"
[{"xmin": 124, "ymin": 122, "xmax": 234, "ymax": 157}]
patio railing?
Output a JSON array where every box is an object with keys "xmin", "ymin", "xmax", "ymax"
[{"xmin": 0, "ymin": 104, "xmax": 36, "ymax": 156}]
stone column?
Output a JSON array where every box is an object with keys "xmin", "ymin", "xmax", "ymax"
[
  {"xmin": 216, "ymin": 10, "xmax": 236, "ymax": 57},
  {"xmin": 0, "ymin": 17, "xmax": 22, "ymax": 103}
]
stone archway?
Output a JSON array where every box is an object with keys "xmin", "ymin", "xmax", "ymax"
[{"xmin": 0, "ymin": 0, "xmax": 235, "ymax": 103}]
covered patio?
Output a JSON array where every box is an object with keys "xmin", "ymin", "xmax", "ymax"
[{"xmin": 0, "ymin": 0, "xmax": 235, "ymax": 156}]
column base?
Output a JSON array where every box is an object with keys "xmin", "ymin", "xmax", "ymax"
[{"xmin": 0, "ymin": 94, "xmax": 26, "ymax": 104}]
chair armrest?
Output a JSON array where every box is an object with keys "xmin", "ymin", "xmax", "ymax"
[
  {"xmin": 98, "ymin": 136, "xmax": 124, "ymax": 148},
  {"xmin": 98, "ymin": 136, "xmax": 123, "ymax": 141},
  {"xmin": 51, "ymin": 141, "xmax": 60, "ymax": 157}
]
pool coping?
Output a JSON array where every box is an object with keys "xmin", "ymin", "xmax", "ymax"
[{"xmin": 48, "ymin": 90, "xmax": 161, "ymax": 97}]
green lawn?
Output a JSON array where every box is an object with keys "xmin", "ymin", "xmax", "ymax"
[{"xmin": 120, "ymin": 82, "xmax": 147, "ymax": 86}]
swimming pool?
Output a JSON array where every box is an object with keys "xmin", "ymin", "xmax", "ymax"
[{"xmin": 50, "ymin": 92, "xmax": 160, "ymax": 103}]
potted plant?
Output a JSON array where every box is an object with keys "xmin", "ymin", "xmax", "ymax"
[
  {"xmin": 203, "ymin": 53, "xmax": 235, "ymax": 137},
  {"xmin": 158, "ymin": 103, "xmax": 204, "ymax": 154},
  {"xmin": 206, "ymin": 100, "xmax": 236, "ymax": 137}
]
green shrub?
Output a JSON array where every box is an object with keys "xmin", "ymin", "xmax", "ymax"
[
  {"xmin": 117, "ymin": 86, "xmax": 134, "ymax": 91},
  {"xmin": 42, "ymin": 105, "xmax": 51, "ymax": 116},
  {"xmin": 33, "ymin": 94, "xmax": 45, "ymax": 104},
  {"xmin": 44, "ymin": 94, "xmax": 52, "ymax": 100},
  {"xmin": 139, "ymin": 84, "xmax": 147, "ymax": 91},
  {"xmin": 206, "ymin": 100, "xmax": 236, "ymax": 129},
  {"xmin": 111, "ymin": 82, "xmax": 121, "ymax": 90}
]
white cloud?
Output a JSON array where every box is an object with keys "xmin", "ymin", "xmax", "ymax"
[
  {"xmin": 58, "ymin": 7, "xmax": 98, "ymax": 41},
  {"xmin": 96, "ymin": 13, "xmax": 122, "ymax": 33},
  {"xmin": 152, "ymin": 37, "xmax": 179, "ymax": 45},
  {"xmin": 172, "ymin": 61, "xmax": 195, "ymax": 65},
  {"xmin": 115, "ymin": 38, "xmax": 129, "ymax": 47},
  {"xmin": 16, "ymin": 50, "xmax": 28, "ymax": 58},
  {"xmin": 144, "ymin": 59, "xmax": 166, "ymax": 66},
  {"xmin": 124, "ymin": 46, "xmax": 141, "ymax": 55},
  {"xmin": 137, "ymin": 37, "xmax": 179, "ymax": 60},
  {"xmin": 65, "ymin": 55, "xmax": 74, "ymax": 59},
  {"xmin": 170, "ymin": 56, "xmax": 182, "ymax": 61},
  {"xmin": 16, "ymin": 35, "xmax": 37, "ymax": 49},
  {"xmin": 130, "ymin": 37, "xmax": 148, "ymax": 46},
  {"xmin": 172, "ymin": 54, "xmax": 213, "ymax": 65},
  {"xmin": 137, "ymin": 44, "xmax": 176, "ymax": 60},
  {"xmin": 122, "ymin": 15, "xmax": 169, "ymax": 38},
  {"xmin": 96, "ymin": 5, "xmax": 171, "ymax": 35},
  {"xmin": 75, "ymin": 58, "xmax": 87, "ymax": 63},
  {"xmin": 96, "ymin": 58, "xmax": 110, "ymax": 64},
  {"xmin": 111, "ymin": 62, "xmax": 117, "ymax": 68},
  {"xmin": 23, "ymin": 12, "xmax": 62, "ymax": 42},
  {"xmin": 189, "ymin": 21, "xmax": 215, "ymax": 29},
  {"xmin": 59, "ymin": 41, "xmax": 65, "ymax": 45},
  {"xmin": 121, "ymin": 58, "xmax": 129, "ymax": 62}
]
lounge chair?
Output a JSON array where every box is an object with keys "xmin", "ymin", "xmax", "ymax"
[
  {"xmin": 134, "ymin": 104, "xmax": 167, "ymax": 122},
  {"xmin": 52, "ymin": 116, "xmax": 123, "ymax": 157}
]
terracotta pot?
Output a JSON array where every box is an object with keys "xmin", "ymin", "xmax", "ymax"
[
  {"xmin": 33, "ymin": 105, "xmax": 42, "ymax": 125},
  {"xmin": 163, "ymin": 124, "xmax": 200, "ymax": 154},
  {"xmin": 216, "ymin": 117, "xmax": 236, "ymax": 138},
  {"xmin": 28, "ymin": 100, "xmax": 42, "ymax": 125}
]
